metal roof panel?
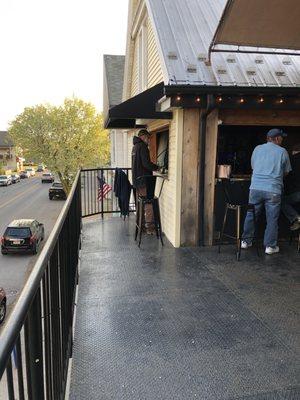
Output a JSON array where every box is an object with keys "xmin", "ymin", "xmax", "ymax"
[{"xmin": 147, "ymin": 0, "xmax": 300, "ymax": 88}]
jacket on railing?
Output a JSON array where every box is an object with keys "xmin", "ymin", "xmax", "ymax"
[{"xmin": 114, "ymin": 169, "xmax": 132, "ymax": 217}]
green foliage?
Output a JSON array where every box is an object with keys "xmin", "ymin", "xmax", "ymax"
[{"xmin": 9, "ymin": 98, "xmax": 110, "ymax": 192}]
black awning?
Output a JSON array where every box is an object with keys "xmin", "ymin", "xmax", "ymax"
[{"xmin": 104, "ymin": 82, "xmax": 172, "ymax": 129}]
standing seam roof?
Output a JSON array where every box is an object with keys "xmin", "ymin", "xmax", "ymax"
[
  {"xmin": 104, "ymin": 55, "xmax": 125, "ymax": 107},
  {"xmin": 146, "ymin": 0, "xmax": 300, "ymax": 87}
]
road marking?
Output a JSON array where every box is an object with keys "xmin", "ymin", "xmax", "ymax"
[{"xmin": 0, "ymin": 182, "xmax": 40, "ymax": 210}]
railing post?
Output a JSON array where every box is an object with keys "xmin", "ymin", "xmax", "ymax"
[
  {"xmin": 101, "ymin": 169, "xmax": 104, "ymax": 219},
  {"xmin": 24, "ymin": 288, "xmax": 45, "ymax": 400}
]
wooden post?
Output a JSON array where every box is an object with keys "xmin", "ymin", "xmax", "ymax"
[
  {"xmin": 204, "ymin": 109, "xmax": 219, "ymax": 245},
  {"xmin": 180, "ymin": 109, "xmax": 200, "ymax": 246}
]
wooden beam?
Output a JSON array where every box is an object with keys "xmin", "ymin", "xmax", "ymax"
[
  {"xmin": 220, "ymin": 109, "xmax": 300, "ymax": 126},
  {"xmin": 204, "ymin": 109, "xmax": 219, "ymax": 246},
  {"xmin": 180, "ymin": 109, "xmax": 200, "ymax": 246}
]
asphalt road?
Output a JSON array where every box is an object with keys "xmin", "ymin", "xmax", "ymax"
[{"xmin": 0, "ymin": 176, "xmax": 65, "ymax": 308}]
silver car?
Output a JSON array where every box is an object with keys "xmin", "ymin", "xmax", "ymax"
[
  {"xmin": 0, "ymin": 175, "xmax": 12, "ymax": 186},
  {"xmin": 41, "ymin": 172, "xmax": 54, "ymax": 183}
]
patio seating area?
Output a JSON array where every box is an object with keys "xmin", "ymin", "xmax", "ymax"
[{"xmin": 70, "ymin": 216, "xmax": 299, "ymax": 400}]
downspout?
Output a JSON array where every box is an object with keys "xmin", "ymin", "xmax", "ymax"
[{"xmin": 198, "ymin": 94, "xmax": 216, "ymax": 246}]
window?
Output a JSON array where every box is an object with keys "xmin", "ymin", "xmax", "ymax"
[
  {"xmin": 149, "ymin": 130, "xmax": 169, "ymax": 172},
  {"xmin": 137, "ymin": 20, "xmax": 148, "ymax": 92}
]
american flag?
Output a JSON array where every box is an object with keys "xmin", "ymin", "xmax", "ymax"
[{"xmin": 97, "ymin": 176, "xmax": 112, "ymax": 201}]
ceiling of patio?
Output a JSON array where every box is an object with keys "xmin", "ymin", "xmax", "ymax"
[{"xmin": 213, "ymin": 0, "xmax": 300, "ymax": 51}]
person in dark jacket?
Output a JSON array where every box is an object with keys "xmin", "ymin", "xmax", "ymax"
[
  {"xmin": 132, "ymin": 129, "xmax": 159, "ymax": 233},
  {"xmin": 282, "ymin": 143, "xmax": 300, "ymax": 230}
]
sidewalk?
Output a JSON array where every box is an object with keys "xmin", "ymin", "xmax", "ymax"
[{"xmin": 70, "ymin": 217, "xmax": 299, "ymax": 400}]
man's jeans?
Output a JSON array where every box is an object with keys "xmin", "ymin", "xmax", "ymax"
[
  {"xmin": 242, "ymin": 189, "xmax": 281, "ymax": 248},
  {"xmin": 281, "ymin": 191, "xmax": 300, "ymax": 223}
]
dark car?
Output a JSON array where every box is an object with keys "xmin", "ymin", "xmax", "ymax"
[
  {"xmin": 1, "ymin": 219, "xmax": 45, "ymax": 255},
  {"xmin": 0, "ymin": 287, "xmax": 6, "ymax": 325},
  {"xmin": 49, "ymin": 182, "xmax": 67, "ymax": 200},
  {"xmin": 11, "ymin": 174, "xmax": 20, "ymax": 183}
]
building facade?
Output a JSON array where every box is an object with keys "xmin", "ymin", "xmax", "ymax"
[
  {"xmin": 105, "ymin": 0, "xmax": 300, "ymax": 248},
  {"xmin": 0, "ymin": 131, "xmax": 18, "ymax": 172}
]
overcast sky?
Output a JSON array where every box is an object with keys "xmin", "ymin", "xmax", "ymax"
[{"xmin": 0, "ymin": 0, "xmax": 128, "ymax": 130}]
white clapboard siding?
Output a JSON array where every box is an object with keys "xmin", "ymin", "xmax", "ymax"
[{"xmin": 147, "ymin": 17, "xmax": 164, "ymax": 88}]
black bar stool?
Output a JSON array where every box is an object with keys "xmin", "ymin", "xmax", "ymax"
[
  {"xmin": 218, "ymin": 179, "xmax": 260, "ymax": 260},
  {"xmin": 289, "ymin": 229, "xmax": 300, "ymax": 252},
  {"xmin": 134, "ymin": 175, "xmax": 164, "ymax": 247}
]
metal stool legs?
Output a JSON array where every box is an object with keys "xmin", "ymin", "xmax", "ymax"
[
  {"xmin": 289, "ymin": 229, "xmax": 300, "ymax": 252},
  {"xmin": 218, "ymin": 205, "xmax": 229, "ymax": 254},
  {"xmin": 218, "ymin": 203, "xmax": 259, "ymax": 260},
  {"xmin": 153, "ymin": 199, "xmax": 164, "ymax": 246},
  {"xmin": 135, "ymin": 198, "xmax": 140, "ymax": 241},
  {"xmin": 137, "ymin": 199, "xmax": 144, "ymax": 247},
  {"xmin": 135, "ymin": 197, "xmax": 164, "ymax": 247},
  {"xmin": 236, "ymin": 205, "xmax": 242, "ymax": 261}
]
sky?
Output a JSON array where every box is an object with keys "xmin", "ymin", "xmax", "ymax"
[{"xmin": 0, "ymin": 0, "xmax": 128, "ymax": 130}]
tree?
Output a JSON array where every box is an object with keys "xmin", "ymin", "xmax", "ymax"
[{"xmin": 9, "ymin": 98, "xmax": 110, "ymax": 192}]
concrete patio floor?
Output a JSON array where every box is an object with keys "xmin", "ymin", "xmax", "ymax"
[{"xmin": 70, "ymin": 216, "xmax": 299, "ymax": 400}]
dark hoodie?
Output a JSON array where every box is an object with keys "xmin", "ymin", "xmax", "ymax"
[{"xmin": 132, "ymin": 136, "xmax": 159, "ymax": 188}]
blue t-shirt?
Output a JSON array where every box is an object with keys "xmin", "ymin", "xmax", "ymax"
[{"xmin": 250, "ymin": 142, "xmax": 291, "ymax": 194}]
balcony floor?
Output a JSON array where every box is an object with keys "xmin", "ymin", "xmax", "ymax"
[{"xmin": 70, "ymin": 217, "xmax": 300, "ymax": 400}]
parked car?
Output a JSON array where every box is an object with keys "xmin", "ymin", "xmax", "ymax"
[
  {"xmin": 20, "ymin": 170, "xmax": 30, "ymax": 179},
  {"xmin": 25, "ymin": 168, "xmax": 35, "ymax": 176},
  {"xmin": 1, "ymin": 219, "xmax": 45, "ymax": 255},
  {"xmin": 11, "ymin": 174, "xmax": 20, "ymax": 183},
  {"xmin": 0, "ymin": 288, "xmax": 6, "ymax": 325},
  {"xmin": 49, "ymin": 182, "xmax": 67, "ymax": 200},
  {"xmin": 41, "ymin": 172, "xmax": 54, "ymax": 183},
  {"xmin": 0, "ymin": 175, "xmax": 12, "ymax": 186}
]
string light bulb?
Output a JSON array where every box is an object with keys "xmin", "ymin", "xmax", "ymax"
[
  {"xmin": 239, "ymin": 97, "xmax": 245, "ymax": 103},
  {"xmin": 259, "ymin": 97, "xmax": 264, "ymax": 103},
  {"xmin": 217, "ymin": 96, "xmax": 223, "ymax": 102},
  {"xmin": 176, "ymin": 95, "xmax": 181, "ymax": 101},
  {"xmin": 196, "ymin": 97, "xmax": 201, "ymax": 103},
  {"xmin": 279, "ymin": 98, "xmax": 284, "ymax": 104}
]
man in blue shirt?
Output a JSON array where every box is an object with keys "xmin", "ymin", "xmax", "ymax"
[{"xmin": 242, "ymin": 128, "xmax": 291, "ymax": 254}]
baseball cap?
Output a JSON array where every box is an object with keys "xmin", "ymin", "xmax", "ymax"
[
  {"xmin": 138, "ymin": 129, "xmax": 151, "ymax": 137},
  {"xmin": 267, "ymin": 128, "xmax": 287, "ymax": 138}
]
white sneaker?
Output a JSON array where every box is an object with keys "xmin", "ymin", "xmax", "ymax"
[
  {"xmin": 241, "ymin": 241, "xmax": 252, "ymax": 249},
  {"xmin": 265, "ymin": 246, "xmax": 279, "ymax": 255}
]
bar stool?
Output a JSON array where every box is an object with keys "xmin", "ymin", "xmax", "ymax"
[
  {"xmin": 134, "ymin": 175, "xmax": 164, "ymax": 247},
  {"xmin": 218, "ymin": 179, "xmax": 260, "ymax": 261},
  {"xmin": 289, "ymin": 229, "xmax": 300, "ymax": 252}
]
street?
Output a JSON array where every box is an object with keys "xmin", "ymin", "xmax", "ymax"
[{"xmin": 0, "ymin": 176, "xmax": 65, "ymax": 308}]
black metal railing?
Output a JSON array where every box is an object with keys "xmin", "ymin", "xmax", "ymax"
[
  {"xmin": 81, "ymin": 167, "xmax": 135, "ymax": 218},
  {"xmin": 0, "ymin": 170, "xmax": 82, "ymax": 400}
]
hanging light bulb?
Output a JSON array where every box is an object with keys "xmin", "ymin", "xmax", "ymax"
[
  {"xmin": 259, "ymin": 97, "xmax": 264, "ymax": 103},
  {"xmin": 279, "ymin": 98, "xmax": 284, "ymax": 104},
  {"xmin": 176, "ymin": 95, "xmax": 181, "ymax": 101},
  {"xmin": 196, "ymin": 97, "xmax": 201, "ymax": 103},
  {"xmin": 239, "ymin": 97, "xmax": 245, "ymax": 103},
  {"xmin": 217, "ymin": 96, "xmax": 223, "ymax": 102}
]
